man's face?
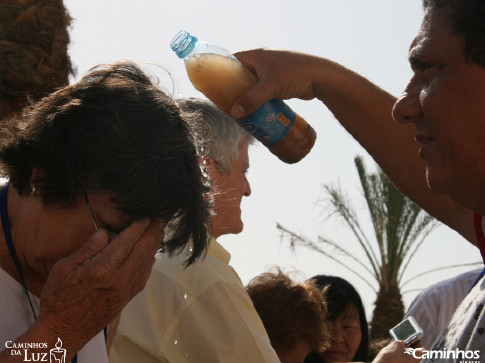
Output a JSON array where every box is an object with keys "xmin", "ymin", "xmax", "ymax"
[
  {"xmin": 392, "ymin": 8, "xmax": 485, "ymax": 211},
  {"xmin": 209, "ymin": 141, "xmax": 251, "ymax": 238}
]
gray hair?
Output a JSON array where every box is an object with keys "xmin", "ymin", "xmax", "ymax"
[{"xmin": 176, "ymin": 98, "xmax": 254, "ymax": 175}]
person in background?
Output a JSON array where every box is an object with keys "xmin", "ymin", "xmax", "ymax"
[
  {"xmin": 110, "ymin": 98, "xmax": 283, "ymax": 362},
  {"xmin": 404, "ymin": 267, "xmax": 483, "ymax": 348},
  {"xmin": 246, "ymin": 270, "xmax": 329, "ymax": 363},
  {"xmin": 304, "ymin": 275, "xmax": 368, "ymax": 363},
  {"xmin": 227, "ymin": 0, "xmax": 485, "ymax": 360},
  {"xmin": 0, "ymin": 62, "xmax": 211, "ymax": 362}
]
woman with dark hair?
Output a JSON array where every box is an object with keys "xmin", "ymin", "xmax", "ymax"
[
  {"xmin": 0, "ymin": 61, "xmax": 211, "ymax": 362},
  {"xmin": 304, "ymin": 275, "xmax": 369, "ymax": 363}
]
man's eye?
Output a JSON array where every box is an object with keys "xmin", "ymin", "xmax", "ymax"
[{"xmin": 411, "ymin": 59, "xmax": 433, "ymax": 72}]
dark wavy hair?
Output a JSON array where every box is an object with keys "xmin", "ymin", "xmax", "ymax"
[
  {"xmin": 304, "ymin": 275, "xmax": 369, "ymax": 362},
  {"xmin": 0, "ymin": 61, "xmax": 211, "ymax": 265},
  {"xmin": 423, "ymin": 0, "xmax": 485, "ymax": 67}
]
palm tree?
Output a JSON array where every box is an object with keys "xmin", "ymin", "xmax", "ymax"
[
  {"xmin": 0, "ymin": 0, "xmax": 74, "ymax": 120},
  {"xmin": 279, "ymin": 156, "xmax": 440, "ymax": 339}
]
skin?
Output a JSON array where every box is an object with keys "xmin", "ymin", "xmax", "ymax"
[
  {"xmin": 0, "ymin": 175, "xmax": 165, "ymax": 362},
  {"xmin": 323, "ymin": 304, "xmax": 362, "ymax": 363},
  {"xmin": 208, "ymin": 141, "xmax": 251, "ymax": 238}
]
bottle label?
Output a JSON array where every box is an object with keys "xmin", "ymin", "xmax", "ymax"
[{"xmin": 239, "ymin": 99, "xmax": 296, "ymax": 146}]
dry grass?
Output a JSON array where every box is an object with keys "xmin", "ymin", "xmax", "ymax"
[{"xmin": 0, "ymin": 0, "xmax": 74, "ymax": 119}]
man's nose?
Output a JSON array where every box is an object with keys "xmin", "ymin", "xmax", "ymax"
[
  {"xmin": 244, "ymin": 178, "xmax": 251, "ymax": 197},
  {"xmin": 392, "ymin": 79, "xmax": 423, "ymax": 124}
]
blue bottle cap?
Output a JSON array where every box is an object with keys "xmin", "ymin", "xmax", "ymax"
[{"xmin": 170, "ymin": 30, "xmax": 198, "ymax": 59}]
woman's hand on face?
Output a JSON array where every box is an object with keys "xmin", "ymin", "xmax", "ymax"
[
  {"xmin": 372, "ymin": 341, "xmax": 424, "ymax": 363},
  {"xmin": 36, "ymin": 217, "xmax": 164, "ymax": 353}
]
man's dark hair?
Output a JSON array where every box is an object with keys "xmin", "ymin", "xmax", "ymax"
[
  {"xmin": 423, "ymin": 0, "xmax": 485, "ymax": 67},
  {"xmin": 0, "ymin": 61, "xmax": 211, "ymax": 265}
]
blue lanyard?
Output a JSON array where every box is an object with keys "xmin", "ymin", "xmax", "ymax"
[{"xmin": 0, "ymin": 183, "xmax": 78, "ymax": 363}]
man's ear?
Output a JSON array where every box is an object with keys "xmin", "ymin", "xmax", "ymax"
[{"xmin": 200, "ymin": 156, "xmax": 218, "ymax": 177}]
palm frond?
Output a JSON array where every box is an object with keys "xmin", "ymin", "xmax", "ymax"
[
  {"xmin": 324, "ymin": 183, "xmax": 381, "ymax": 273},
  {"xmin": 277, "ymin": 223, "xmax": 378, "ymax": 292},
  {"xmin": 278, "ymin": 156, "xmax": 443, "ymax": 319}
]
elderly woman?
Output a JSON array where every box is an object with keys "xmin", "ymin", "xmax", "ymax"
[{"xmin": 0, "ymin": 61, "xmax": 210, "ymax": 362}]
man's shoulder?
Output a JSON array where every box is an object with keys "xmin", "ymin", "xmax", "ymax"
[
  {"xmin": 417, "ymin": 268, "xmax": 481, "ymax": 298},
  {"xmin": 149, "ymin": 249, "xmax": 241, "ymax": 295}
]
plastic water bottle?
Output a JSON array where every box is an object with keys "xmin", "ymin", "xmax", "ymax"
[{"xmin": 170, "ymin": 30, "xmax": 317, "ymax": 164}]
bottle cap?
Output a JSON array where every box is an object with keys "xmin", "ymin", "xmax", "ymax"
[{"xmin": 170, "ymin": 30, "xmax": 198, "ymax": 59}]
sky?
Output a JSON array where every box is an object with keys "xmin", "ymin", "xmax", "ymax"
[{"xmin": 63, "ymin": 0, "xmax": 482, "ymax": 319}]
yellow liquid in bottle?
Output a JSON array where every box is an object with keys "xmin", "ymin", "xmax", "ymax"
[
  {"xmin": 185, "ymin": 53, "xmax": 255, "ymax": 115},
  {"xmin": 185, "ymin": 53, "xmax": 316, "ymax": 163}
]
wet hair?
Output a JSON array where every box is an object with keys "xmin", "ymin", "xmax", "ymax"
[
  {"xmin": 304, "ymin": 275, "xmax": 369, "ymax": 362},
  {"xmin": 423, "ymin": 0, "xmax": 485, "ymax": 67},
  {"xmin": 0, "ymin": 61, "xmax": 211, "ymax": 265},
  {"xmin": 176, "ymin": 98, "xmax": 254, "ymax": 175},
  {"xmin": 246, "ymin": 270, "xmax": 329, "ymax": 358}
]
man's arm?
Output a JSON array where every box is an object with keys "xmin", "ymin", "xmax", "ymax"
[{"xmin": 231, "ymin": 49, "xmax": 475, "ymax": 243}]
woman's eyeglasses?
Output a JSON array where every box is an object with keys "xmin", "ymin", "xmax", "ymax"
[{"xmin": 81, "ymin": 188, "xmax": 120, "ymax": 239}]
